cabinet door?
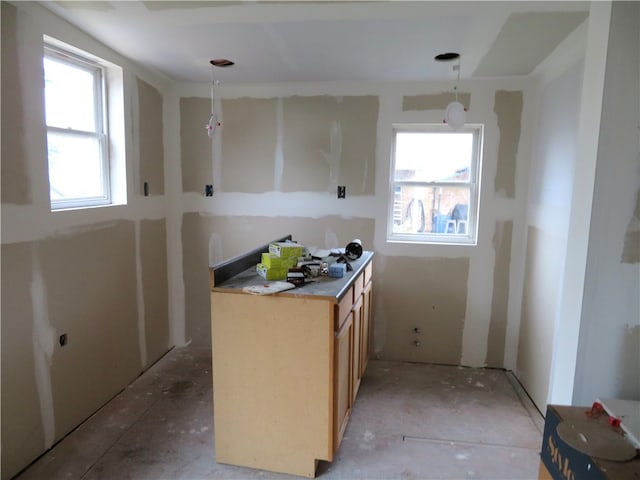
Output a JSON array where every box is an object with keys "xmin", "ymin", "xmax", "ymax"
[
  {"xmin": 333, "ymin": 311, "xmax": 353, "ymax": 453},
  {"xmin": 351, "ymin": 295, "xmax": 363, "ymax": 401},
  {"xmin": 361, "ymin": 281, "xmax": 373, "ymax": 376}
]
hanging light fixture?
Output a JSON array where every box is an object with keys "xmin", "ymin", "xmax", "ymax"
[
  {"xmin": 205, "ymin": 59, "xmax": 235, "ymax": 138},
  {"xmin": 435, "ymin": 52, "xmax": 466, "ymax": 130}
]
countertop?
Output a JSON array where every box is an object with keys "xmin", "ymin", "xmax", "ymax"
[{"xmin": 212, "ymin": 251, "xmax": 373, "ymax": 302}]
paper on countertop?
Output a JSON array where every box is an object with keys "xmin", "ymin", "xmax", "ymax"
[
  {"xmin": 308, "ymin": 246, "xmax": 344, "ymax": 258},
  {"xmin": 243, "ymin": 281, "xmax": 296, "ymax": 295}
]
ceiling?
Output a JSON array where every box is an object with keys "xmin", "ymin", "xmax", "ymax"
[{"xmin": 39, "ymin": 1, "xmax": 589, "ymax": 85}]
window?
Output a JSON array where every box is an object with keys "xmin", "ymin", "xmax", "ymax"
[
  {"xmin": 388, "ymin": 125, "xmax": 483, "ymax": 245},
  {"xmin": 43, "ymin": 40, "xmax": 125, "ymax": 210}
]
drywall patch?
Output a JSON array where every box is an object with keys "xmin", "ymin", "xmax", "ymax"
[
  {"xmin": 221, "ymin": 97, "xmax": 278, "ymax": 193},
  {"xmin": 621, "ymin": 188, "xmax": 640, "ymax": 263},
  {"xmin": 486, "ymin": 221, "xmax": 513, "ymax": 368},
  {"xmin": 494, "ymin": 90, "xmax": 522, "ymax": 198},
  {"xmin": 281, "ymin": 95, "xmax": 377, "ymax": 194},
  {"xmin": 1, "ymin": 2, "xmax": 30, "ymax": 205},
  {"xmin": 180, "ymin": 97, "xmax": 213, "ymax": 193},
  {"xmin": 137, "ymin": 77, "xmax": 165, "ymax": 195},
  {"xmin": 402, "ymin": 92, "xmax": 471, "ymax": 112},
  {"xmin": 376, "ymin": 255, "xmax": 469, "ymax": 365},
  {"xmin": 38, "ymin": 221, "xmax": 140, "ymax": 439},
  {"xmin": 141, "ymin": 219, "xmax": 170, "ymax": 365}
]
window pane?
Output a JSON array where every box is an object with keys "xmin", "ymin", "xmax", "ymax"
[
  {"xmin": 48, "ymin": 132, "xmax": 105, "ymax": 201},
  {"xmin": 44, "ymin": 57, "xmax": 97, "ymax": 132},
  {"xmin": 394, "ymin": 132, "xmax": 472, "ymax": 183},
  {"xmin": 391, "ymin": 184, "xmax": 470, "ymax": 235}
]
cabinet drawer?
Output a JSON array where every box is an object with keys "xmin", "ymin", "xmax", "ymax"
[
  {"xmin": 335, "ymin": 287, "xmax": 354, "ymax": 330},
  {"xmin": 364, "ymin": 261, "xmax": 373, "ymax": 286},
  {"xmin": 353, "ymin": 272, "xmax": 364, "ymax": 300}
]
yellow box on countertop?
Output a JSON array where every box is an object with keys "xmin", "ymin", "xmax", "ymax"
[
  {"xmin": 261, "ymin": 253, "xmax": 298, "ymax": 269},
  {"xmin": 268, "ymin": 242, "xmax": 304, "ymax": 259},
  {"xmin": 256, "ymin": 263, "xmax": 287, "ymax": 281}
]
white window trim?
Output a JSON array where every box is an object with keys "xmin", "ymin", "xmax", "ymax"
[
  {"xmin": 386, "ymin": 123, "xmax": 484, "ymax": 246},
  {"xmin": 44, "ymin": 36, "xmax": 127, "ymax": 211}
]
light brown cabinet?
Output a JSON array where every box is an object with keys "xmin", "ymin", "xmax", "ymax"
[
  {"xmin": 333, "ymin": 307, "xmax": 353, "ymax": 451},
  {"xmin": 210, "ymin": 248, "xmax": 373, "ymax": 478},
  {"xmin": 332, "ymin": 261, "xmax": 373, "ymax": 452}
]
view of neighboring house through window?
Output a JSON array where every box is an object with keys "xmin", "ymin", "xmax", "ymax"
[
  {"xmin": 388, "ymin": 125, "xmax": 483, "ymax": 245},
  {"xmin": 44, "ymin": 44, "xmax": 110, "ymax": 209}
]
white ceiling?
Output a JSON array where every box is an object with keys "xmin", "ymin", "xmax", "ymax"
[{"xmin": 40, "ymin": 1, "xmax": 589, "ymax": 85}]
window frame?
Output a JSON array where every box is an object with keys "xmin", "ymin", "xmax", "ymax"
[
  {"xmin": 387, "ymin": 123, "xmax": 484, "ymax": 246},
  {"xmin": 44, "ymin": 43, "xmax": 111, "ymax": 210}
]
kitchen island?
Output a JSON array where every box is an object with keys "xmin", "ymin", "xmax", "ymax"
[{"xmin": 209, "ymin": 238, "xmax": 373, "ymax": 477}]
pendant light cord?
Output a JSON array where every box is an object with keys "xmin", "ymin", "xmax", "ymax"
[
  {"xmin": 210, "ymin": 66, "xmax": 216, "ymax": 114},
  {"xmin": 454, "ymin": 57, "xmax": 461, "ymax": 103}
]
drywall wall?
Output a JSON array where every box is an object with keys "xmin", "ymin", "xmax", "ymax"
[
  {"xmin": 182, "ymin": 212, "xmax": 375, "ymax": 344},
  {"xmin": 494, "ymin": 90, "xmax": 522, "ymax": 199},
  {"xmin": 573, "ymin": 0, "xmax": 640, "ymax": 404},
  {"xmin": 220, "ymin": 97, "xmax": 278, "ymax": 193},
  {"xmin": 137, "ymin": 77, "xmax": 165, "ymax": 195},
  {"xmin": 622, "ymin": 191, "xmax": 640, "ymax": 263},
  {"xmin": 177, "ymin": 77, "xmax": 534, "ymax": 368},
  {"xmin": 140, "ymin": 219, "xmax": 170, "ymax": 365},
  {"xmin": 280, "ymin": 95, "xmax": 378, "ymax": 194},
  {"xmin": 518, "ymin": 58, "xmax": 584, "ymax": 412},
  {"xmin": 39, "ymin": 222, "xmax": 140, "ymax": 437},
  {"xmin": 486, "ymin": 220, "xmax": 513, "ymax": 368},
  {"xmin": 376, "ymin": 256, "xmax": 469, "ymax": 364},
  {"xmin": 403, "ymin": 92, "xmax": 471, "ymax": 112},
  {"xmin": 517, "ymin": 226, "xmax": 565, "ymax": 410},
  {"xmin": 180, "ymin": 97, "xmax": 213, "ymax": 194},
  {"xmin": 1, "ymin": 242, "xmax": 41, "ymax": 478},
  {"xmin": 1, "ymin": 2, "xmax": 30, "ymax": 205},
  {"xmin": 0, "ymin": 3, "xmax": 172, "ymax": 478}
]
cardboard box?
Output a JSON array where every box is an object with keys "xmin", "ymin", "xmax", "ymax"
[
  {"xmin": 261, "ymin": 253, "xmax": 297, "ymax": 269},
  {"xmin": 268, "ymin": 242, "xmax": 303, "ymax": 259},
  {"xmin": 540, "ymin": 405, "xmax": 640, "ymax": 480},
  {"xmin": 256, "ymin": 263, "xmax": 287, "ymax": 281}
]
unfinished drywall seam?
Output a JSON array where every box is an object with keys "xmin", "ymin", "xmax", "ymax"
[
  {"xmin": 134, "ymin": 220, "xmax": 147, "ymax": 368},
  {"xmin": 274, "ymin": 97, "xmax": 284, "ymax": 191},
  {"xmin": 321, "ymin": 121, "xmax": 342, "ymax": 192},
  {"xmin": 30, "ymin": 248, "xmax": 56, "ymax": 449}
]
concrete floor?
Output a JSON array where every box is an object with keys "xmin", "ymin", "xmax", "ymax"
[{"xmin": 16, "ymin": 346, "xmax": 544, "ymax": 480}]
